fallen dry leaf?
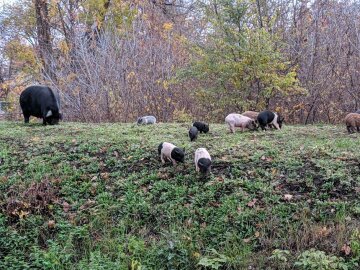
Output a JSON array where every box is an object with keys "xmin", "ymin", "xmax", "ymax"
[
  {"xmin": 79, "ymin": 200, "xmax": 96, "ymax": 210},
  {"xmin": 247, "ymin": 198, "xmax": 257, "ymax": 208},
  {"xmin": 315, "ymin": 226, "xmax": 331, "ymax": 238},
  {"xmin": 255, "ymin": 231, "xmax": 260, "ymax": 238},
  {"xmin": 216, "ymin": 176, "xmax": 224, "ymax": 182},
  {"xmin": 48, "ymin": 220, "xmax": 56, "ymax": 229},
  {"xmin": 186, "ymin": 218, "xmax": 192, "ymax": 227},
  {"xmin": 209, "ymin": 201, "xmax": 221, "ymax": 207},
  {"xmin": 341, "ymin": 244, "xmax": 351, "ymax": 255},
  {"xmin": 284, "ymin": 194, "xmax": 293, "ymax": 201},
  {"xmin": 31, "ymin": 136, "xmax": 40, "ymax": 142},
  {"xmin": 261, "ymin": 156, "xmax": 273, "ymax": 162},
  {"xmin": 100, "ymin": 172, "xmax": 109, "ymax": 180},
  {"xmin": 18, "ymin": 210, "xmax": 29, "ymax": 219},
  {"xmin": 63, "ymin": 202, "xmax": 70, "ymax": 212},
  {"xmin": 243, "ymin": 238, "xmax": 251, "ymax": 243},
  {"xmin": 90, "ymin": 183, "xmax": 97, "ymax": 195}
]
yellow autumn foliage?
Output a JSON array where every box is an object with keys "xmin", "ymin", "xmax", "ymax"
[
  {"xmin": 163, "ymin": 22, "xmax": 173, "ymax": 31},
  {"xmin": 59, "ymin": 40, "xmax": 70, "ymax": 55}
]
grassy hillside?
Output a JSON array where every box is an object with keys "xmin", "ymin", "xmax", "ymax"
[{"xmin": 0, "ymin": 121, "xmax": 359, "ymax": 269}]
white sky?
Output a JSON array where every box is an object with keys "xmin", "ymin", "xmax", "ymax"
[{"xmin": 0, "ymin": 0, "xmax": 16, "ymax": 8}]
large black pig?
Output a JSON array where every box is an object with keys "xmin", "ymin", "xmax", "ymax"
[{"xmin": 20, "ymin": 86, "xmax": 62, "ymax": 125}]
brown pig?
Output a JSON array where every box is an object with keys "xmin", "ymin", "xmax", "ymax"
[{"xmin": 345, "ymin": 113, "xmax": 360, "ymax": 133}]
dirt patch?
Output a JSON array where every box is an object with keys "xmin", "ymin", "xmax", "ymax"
[
  {"xmin": 211, "ymin": 160, "xmax": 233, "ymax": 177},
  {"xmin": 124, "ymin": 156, "xmax": 157, "ymax": 173}
]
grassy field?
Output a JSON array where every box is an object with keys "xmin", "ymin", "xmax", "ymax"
[{"xmin": 0, "ymin": 121, "xmax": 359, "ymax": 269}]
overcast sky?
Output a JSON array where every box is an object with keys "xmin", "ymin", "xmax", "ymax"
[{"xmin": 0, "ymin": 0, "xmax": 16, "ymax": 8}]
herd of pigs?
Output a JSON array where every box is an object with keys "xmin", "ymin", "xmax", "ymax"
[{"xmin": 17, "ymin": 85, "xmax": 360, "ymax": 175}]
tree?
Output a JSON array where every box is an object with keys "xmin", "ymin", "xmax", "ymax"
[
  {"xmin": 179, "ymin": 0, "xmax": 304, "ymax": 121},
  {"xmin": 34, "ymin": 0, "xmax": 55, "ymax": 80}
]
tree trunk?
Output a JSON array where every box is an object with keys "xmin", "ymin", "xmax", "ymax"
[
  {"xmin": 256, "ymin": 0, "xmax": 263, "ymax": 28},
  {"xmin": 34, "ymin": 0, "xmax": 55, "ymax": 81}
]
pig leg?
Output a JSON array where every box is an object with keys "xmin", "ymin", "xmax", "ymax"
[
  {"xmin": 23, "ymin": 114, "xmax": 30, "ymax": 123},
  {"xmin": 357, "ymin": 126, "xmax": 360, "ymax": 133},
  {"xmin": 160, "ymin": 153, "xmax": 166, "ymax": 164},
  {"xmin": 195, "ymin": 162, "xmax": 199, "ymax": 172},
  {"xmin": 172, "ymin": 159, "xmax": 177, "ymax": 166},
  {"xmin": 229, "ymin": 123, "xmax": 235, "ymax": 133},
  {"xmin": 272, "ymin": 122, "xmax": 280, "ymax": 130}
]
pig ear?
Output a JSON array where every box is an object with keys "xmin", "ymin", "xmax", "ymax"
[
  {"xmin": 183, "ymin": 147, "xmax": 186, "ymax": 153},
  {"xmin": 46, "ymin": 110, "xmax": 53, "ymax": 117}
]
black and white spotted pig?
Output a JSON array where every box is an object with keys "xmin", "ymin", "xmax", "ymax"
[
  {"xmin": 194, "ymin": 148, "xmax": 211, "ymax": 174},
  {"xmin": 158, "ymin": 142, "xmax": 185, "ymax": 166},
  {"xmin": 257, "ymin": 110, "xmax": 284, "ymax": 131}
]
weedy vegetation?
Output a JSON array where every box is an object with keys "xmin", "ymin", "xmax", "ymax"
[{"xmin": 0, "ymin": 122, "xmax": 359, "ymax": 269}]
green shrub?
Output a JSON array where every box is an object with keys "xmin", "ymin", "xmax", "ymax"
[{"xmin": 294, "ymin": 249, "xmax": 349, "ymax": 270}]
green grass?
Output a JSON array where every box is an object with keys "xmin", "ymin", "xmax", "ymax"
[{"xmin": 0, "ymin": 121, "xmax": 359, "ymax": 269}]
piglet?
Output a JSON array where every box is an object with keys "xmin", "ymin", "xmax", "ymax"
[
  {"xmin": 158, "ymin": 142, "xmax": 185, "ymax": 166},
  {"xmin": 193, "ymin": 121, "xmax": 209, "ymax": 133},
  {"xmin": 137, "ymin": 115, "xmax": 156, "ymax": 125},
  {"xmin": 225, "ymin": 113, "xmax": 257, "ymax": 133},
  {"xmin": 195, "ymin": 148, "xmax": 211, "ymax": 174},
  {"xmin": 189, "ymin": 126, "xmax": 199, "ymax": 142}
]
